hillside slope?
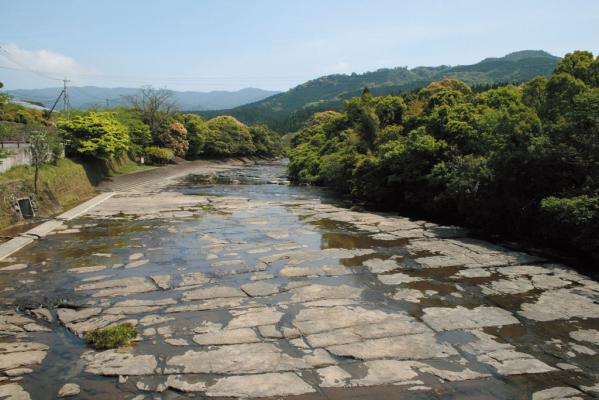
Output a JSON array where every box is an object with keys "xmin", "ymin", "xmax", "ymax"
[
  {"xmin": 5, "ymin": 86, "xmax": 280, "ymax": 111},
  {"xmin": 201, "ymin": 50, "xmax": 560, "ymax": 132}
]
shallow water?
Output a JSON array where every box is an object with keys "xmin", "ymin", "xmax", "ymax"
[{"xmin": 0, "ymin": 160, "xmax": 598, "ymax": 399}]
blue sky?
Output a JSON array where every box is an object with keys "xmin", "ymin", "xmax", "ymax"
[{"xmin": 1, "ymin": 0, "xmax": 598, "ymax": 91}]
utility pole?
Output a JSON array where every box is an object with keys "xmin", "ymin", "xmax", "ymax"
[
  {"xmin": 105, "ymin": 98, "xmax": 110, "ymax": 109},
  {"xmin": 62, "ymin": 78, "xmax": 71, "ymax": 119}
]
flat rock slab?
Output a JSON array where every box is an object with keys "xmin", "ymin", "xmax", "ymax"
[
  {"xmin": 67, "ymin": 315, "xmax": 122, "ymax": 336},
  {"xmin": 318, "ymin": 365, "xmax": 353, "ymax": 387},
  {"xmin": 193, "ymin": 328, "xmax": 260, "ymax": 345},
  {"xmin": 76, "ymin": 277, "xmax": 157, "ymax": 297},
  {"xmin": 461, "ymin": 330, "xmax": 556, "ymax": 376},
  {"xmin": 0, "ymin": 342, "xmax": 48, "ymax": 353},
  {"xmin": 182, "ymin": 286, "xmax": 246, "ymax": 301},
  {"xmin": 150, "ymin": 274, "xmax": 172, "ymax": 290},
  {"xmin": 305, "ymin": 316, "xmax": 430, "ymax": 348},
  {"xmin": 570, "ymin": 329, "xmax": 599, "ymax": 345},
  {"xmin": 58, "ymin": 383, "xmax": 80, "ymax": 397},
  {"xmin": 290, "ymin": 284, "xmax": 363, "ymax": 303},
  {"xmin": 326, "ymin": 333, "xmax": 458, "ymax": 360},
  {"xmin": 532, "ymin": 387, "xmax": 583, "ymax": 400},
  {"xmin": 352, "ymin": 360, "xmax": 420, "ymax": 386},
  {"xmin": 57, "ymin": 307, "xmax": 102, "ymax": 324},
  {"xmin": 422, "ymin": 306, "xmax": 519, "ymax": 331},
  {"xmin": 0, "ymin": 350, "xmax": 47, "ymax": 370},
  {"xmin": 240, "ymin": 281, "xmax": 279, "ymax": 297},
  {"xmin": 84, "ymin": 351, "xmax": 158, "ymax": 376},
  {"xmin": 363, "ymin": 258, "xmax": 401, "ymax": 273},
  {"xmin": 519, "ymin": 288, "xmax": 599, "ymax": 321},
  {"xmin": 227, "ymin": 308, "xmax": 283, "ymax": 329},
  {"xmin": 0, "ymin": 264, "xmax": 28, "ymax": 271},
  {"xmin": 378, "ymin": 273, "xmax": 423, "ymax": 285},
  {"xmin": 293, "ymin": 306, "xmax": 391, "ymax": 335},
  {"xmin": 166, "ymin": 343, "xmax": 310, "ymax": 374},
  {"xmin": 0, "ymin": 383, "xmax": 31, "ymax": 400},
  {"xmin": 280, "ymin": 264, "xmax": 351, "ymax": 278},
  {"xmin": 206, "ymin": 372, "xmax": 315, "ymax": 398}
]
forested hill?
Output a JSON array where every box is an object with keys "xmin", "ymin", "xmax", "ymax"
[
  {"xmin": 200, "ymin": 50, "xmax": 560, "ymax": 132},
  {"xmin": 5, "ymin": 86, "xmax": 280, "ymax": 111}
]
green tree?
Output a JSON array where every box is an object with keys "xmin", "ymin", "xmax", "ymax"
[
  {"xmin": 29, "ymin": 130, "xmax": 51, "ymax": 194},
  {"xmin": 58, "ymin": 112, "xmax": 130, "ymax": 160},
  {"xmin": 554, "ymin": 51, "xmax": 595, "ymax": 84}
]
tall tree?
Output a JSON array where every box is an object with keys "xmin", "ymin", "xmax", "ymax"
[
  {"xmin": 125, "ymin": 86, "xmax": 177, "ymax": 139},
  {"xmin": 29, "ymin": 130, "xmax": 50, "ymax": 194}
]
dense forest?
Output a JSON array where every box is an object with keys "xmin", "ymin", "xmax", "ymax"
[
  {"xmin": 202, "ymin": 50, "xmax": 560, "ymax": 132},
  {"xmin": 288, "ymin": 51, "xmax": 599, "ymax": 260}
]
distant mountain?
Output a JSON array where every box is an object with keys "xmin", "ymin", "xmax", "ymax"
[
  {"xmin": 4, "ymin": 86, "xmax": 280, "ymax": 111},
  {"xmin": 200, "ymin": 50, "xmax": 560, "ymax": 132}
]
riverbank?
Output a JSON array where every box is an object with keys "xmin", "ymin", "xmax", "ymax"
[
  {"xmin": 0, "ymin": 158, "xmax": 99, "ymax": 230},
  {"xmin": 0, "ymin": 156, "xmax": 262, "ymax": 234}
]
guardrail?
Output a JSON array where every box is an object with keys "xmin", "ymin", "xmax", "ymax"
[{"xmin": 0, "ymin": 140, "xmax": 30, "ymax": 149}]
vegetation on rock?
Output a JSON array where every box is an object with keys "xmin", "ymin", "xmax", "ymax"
[{"xmin": 84, "ymin": 323, "xmax": 137, "ymax": 349}]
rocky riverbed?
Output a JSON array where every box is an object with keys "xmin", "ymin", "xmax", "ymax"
[{"xmin": 0, "ymin": 161, "xmax": 597, "ymax": 399}]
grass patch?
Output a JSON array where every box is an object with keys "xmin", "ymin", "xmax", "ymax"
[
  {"xmin": 109, "ymin": 158, "xmax": 156, "ymax": 176},
  {"xmin": 84, "ymin": 323, "xmax": 137, "ymax": 349},
  {"xmin": 0, "ymin": 158, "xmax": 99, "ymax": 229}
]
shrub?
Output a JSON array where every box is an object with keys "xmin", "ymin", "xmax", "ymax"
[
  {"xmin": 58, "ymin": 112, "xmax": 130, "ymax": 160},
  {"xmin": 203, "ymin": 116, "xmax": 256, "ymax": 157},
  {"xmin": 84, "ymin": 323, "xmax": 137, "ymax": 349},
  {"xmin": 159, "ymin": 121, "xmax": 189, "ymax": 157},
  {"xmin": 144, "ymin": 146, "xmax": 174, "ymax": 164}
]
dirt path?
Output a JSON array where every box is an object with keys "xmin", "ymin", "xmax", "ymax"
[{"xmin": 97, "ymin": 158, "xmax": 258, "ymax": 192}]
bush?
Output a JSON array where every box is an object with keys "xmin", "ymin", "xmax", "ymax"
[
  {"xmin": 540, "ymin": 195, "xmax": 599, "ymax": 257},
  {"xmin": 159, "ymin": 121, "xmax": 189, "ymax": 157},
  {"xmin": 84, "ymin": 323, "xmax": 137, "ymax": 349},
  {"xmin": 144, "ymin": 146, "xmax": 174, "ymax": 164},
  {"xmin": 58, "ymin": 112, "xmax": 130, "ymax": 160},
  {"xmin": 203, "ymin": 116, "xmax": 256, "ymax": 157}
]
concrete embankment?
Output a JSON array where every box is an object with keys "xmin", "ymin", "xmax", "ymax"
[{"xmin": 0, "ymin": 192, "xmax": 114, "ymax": 261}]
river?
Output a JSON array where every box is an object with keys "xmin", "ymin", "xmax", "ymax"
[{"xmin": 0, "ymin": 160, "xmax": 597, "ymax": 399}]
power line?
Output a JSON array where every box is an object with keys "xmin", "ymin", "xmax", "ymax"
[{"xmin": 0, "ymin": 45, "xmax": 63, "ymax": 82}]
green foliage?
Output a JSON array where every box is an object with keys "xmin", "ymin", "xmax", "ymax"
[
  {"xmin": 0, "ymin": 93, "xmax": 52, "ymax": 126},
  {"xmin": 540, "ymin": 196, "xmax": 599, "ymax": 258},
  {"xmin": 203, "ymin": 116, "xmax": 256, "ymax": 157},
  {"xmin": 288, "ymin": 49, "xmax": 599, "ymax": 260},
  {"xmin": 144, "ymin": 146, "xmax": 174, "ymax": 164},
  {"xmin": 58, "ymin": 112, "xmax": 130, "ymax": 160},
  {"xmin": 113, "ymin": 108, "xmax": 152, "ymax": 153},
  {"xmin": 84, "ymin": 323, "xmax": 137, "ymax": 349},
  {"xmin": 200, "ymin": 50, "xmax": 560, "ymax": 132},
  {"xmin": 175, "ymin": 113, "xmax": 206, "ymax": 157},
  {"xmin": 249, "ymin": 124, "xmax": 283, "ymax": 157},
  {"xmin": 159, "ymin": 121, "xmax": 189, "ymax": 157}
]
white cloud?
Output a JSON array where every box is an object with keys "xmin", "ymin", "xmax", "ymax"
[{"xmin": 0, "ymin": 43, "xmax": 86, "ymax": 79}]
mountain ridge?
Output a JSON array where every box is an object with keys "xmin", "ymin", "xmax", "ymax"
[
  {"xmin": 199, "ymin": 50, "xmax": 561, "ymax": 132},
  {"xmin": 3, "ymin": 86, "xmax": 280, "ymax": 111}
]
